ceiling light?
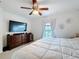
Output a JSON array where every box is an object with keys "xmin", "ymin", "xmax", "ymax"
[{"xmin": 33, "ymin": 10, "xmax": 38, "ymax": 15}]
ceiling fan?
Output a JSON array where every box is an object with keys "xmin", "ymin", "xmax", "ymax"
[{"xmin": 21, "ymin": 0, "xmax": 48, "ymax": 15}]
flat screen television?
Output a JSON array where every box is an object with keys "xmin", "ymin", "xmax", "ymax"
[{"xmin": 9, "ymin": 20, "xmax": 27, "ymax": 32}]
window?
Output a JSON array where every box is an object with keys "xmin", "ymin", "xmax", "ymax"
[{"xmin": 43, "ymin": 23, "xmax": 53, "ymax": 38}]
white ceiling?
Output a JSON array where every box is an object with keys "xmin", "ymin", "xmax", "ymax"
[{"xmin": 1, "ymin": 0, "xmax": 79, "ymax": 17}]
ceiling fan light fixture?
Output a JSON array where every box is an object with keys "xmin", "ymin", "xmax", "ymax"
[
  {"xmin": 33, "ymin": 10, "xmax": 39, "ymax": 15},
  {"xmin": 21, "ymin": 0, "xmax": 48, "ymax": 16}
]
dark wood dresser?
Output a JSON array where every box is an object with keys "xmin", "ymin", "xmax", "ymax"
[{"xmin": 7, "ymin": 33, "xmax": 33, "ymax": 50}]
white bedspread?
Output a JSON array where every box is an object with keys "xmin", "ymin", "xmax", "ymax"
[{"xmin": 11, "ymin": 38, "xmax": 79, "ymax": 59}]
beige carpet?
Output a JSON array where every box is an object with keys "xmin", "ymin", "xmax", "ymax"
[{"xmin": 0, "ymin": 44, "xmax": 29, "ymax": 59}]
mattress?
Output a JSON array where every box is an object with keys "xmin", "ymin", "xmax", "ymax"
[{"xmin": 11, "ymin": 38, "xmax": 79, "ymax": 59}]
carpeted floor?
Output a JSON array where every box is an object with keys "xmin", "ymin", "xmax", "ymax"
[{"xmin": 0, "ymin": 44, "xmax": 29, "ymax": 59}]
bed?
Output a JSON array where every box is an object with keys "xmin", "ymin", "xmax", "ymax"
[{"xmin": 11, "ymin": 38, "xmax": 79, "ymax": 59}]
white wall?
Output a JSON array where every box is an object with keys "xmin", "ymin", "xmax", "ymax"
[
  {"xmin": 30, "ymin": 11, "xmax": 79, "ymax": 40},
  {"xmin": 54, "ymin": 11, "xmax": 79, "ymax": 38},
  {"xmin": 1, "ymin": 10, "xmax": 31, "ymax": 48},
  {"xmin": 0, "ymin": 7, "xmax": 79, "ymax": 53},
  {"xmin": 30, "ymin": 16, "xmax": 56, "ymax": 40},
  {"xmin": 0, "ymin": 8, "xmax": 4, "ymax": 53}
]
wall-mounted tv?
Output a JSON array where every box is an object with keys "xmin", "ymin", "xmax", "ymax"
[{"xmin": 9, "ymin": 20, "xmax": 27, "ymax": 32}]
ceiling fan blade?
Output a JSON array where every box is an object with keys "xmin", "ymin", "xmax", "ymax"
[
  {"xmin": 32, "ymin": 0, "xmax": 37, "ymax": 5},
  {"xmin": 38, "ymin": 12, "xmax": 42, "ymax": 15},
  {"xmin": 39, "ymin": 8, "xmax": 48, "ymax": 10},
  {"xmin": 29, "ymin": 11, "xmax": 33, "ymax": 15},
  {"xmin": 21, "ymin": 7, "xmax": 32, "ymax": 9}
]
